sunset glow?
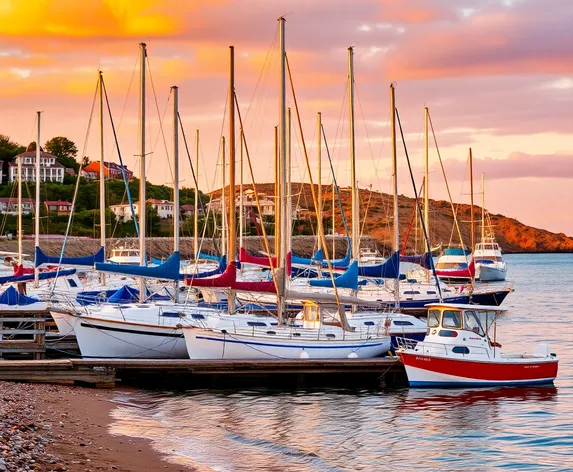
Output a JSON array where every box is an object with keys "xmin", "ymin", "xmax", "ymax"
[{"xmin": 0, "ymin": 0, "xmax": 571, "ymax": 234}]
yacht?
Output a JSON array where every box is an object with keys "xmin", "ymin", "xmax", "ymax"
[{"xmin": 474, "ymin": 237, "xmax": 507, "ymax": 281}]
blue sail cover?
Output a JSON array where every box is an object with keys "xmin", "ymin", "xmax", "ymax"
[
  {"xmin": 309, "ymin": 261, "xmax": 359, "ymax": 291},
  {"xmin": 358, "ymin": 251, "xmax": 400, "ymax": 278},
  {"xmin": 107, "ymin": 285, "xmax": 141, "ymax": 303},
  {"xmin": 199, "ymin": 252, "xmax": 223, "ymax": 262},
  {"xmin": 95, "ymin": 251, "xmax": 180, "ymax": 281},
  {"xmin": 181, "ymin": 255, "xmax": 227, "ymax": 280},
  {"xmin": 400, "ymin": 252, "xmax": 433, "ymax": 270},
  {"xmin": 0, "ymin": 286, "xmax": 42, "ymax": 305},
  {"xmin": 35, "ymin": 246, "xmax": 105, "ymax": 268},
  {"xmin": 0, "ymin": 268, "xmax": 77, "ymax": 285}
]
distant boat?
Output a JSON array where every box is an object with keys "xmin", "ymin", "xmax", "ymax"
[
  {"xmin": 397, "ymin": 303, "xmax": 558, "ymax": 388},
  {"xmin": 434, "ymin": 247, "xmax": 475, "ymax": 283},
  {"xmin": 474, "ymin": 237, "xmax": 507, "ymax": 282},
  {"xmin": 474, "ymin": 174, "xmax": 507, "ymax": 282}
]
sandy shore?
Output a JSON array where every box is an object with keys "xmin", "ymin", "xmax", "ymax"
[{"xmin": 0, "ymin": 382, "xmax": 193, "ymax": 472}]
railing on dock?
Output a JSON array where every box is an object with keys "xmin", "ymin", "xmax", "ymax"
[{"xmin": 0, "ymin": 310, "xmax": 47, "ymax": 360}]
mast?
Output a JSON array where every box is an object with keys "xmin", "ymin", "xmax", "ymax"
[
  {"xmin": 194, "ymin": 129, "xmax": 199, "ymax": 260},
  {"xmin": 17, "ymin": 153, "xmax": 22, "ymax": 266},
  {"xmin": 172, "ymin": 85, "xmax": 180, "ymax": 302},
  {"xmin": 34, "ymin": 111, "xmax": 41, "ymax": 288},
  {"xmin": 332, "ymin": 182, "xmax": 335, "ymax": 257},
  {"xmin": 481, "ymin": 173, "xmax": 485, "ymax": 243},
  {"xmin": 286, "ymin": 107, "xmax": 292, "ymax": 256},
  {"xmin": 228, "ymin": 46, "xmax": 236, "ymax": 311},
  {"xmin": 274, "ymin": 125, "xmax": 279, "ymax": 257},
  {"xmin": 277, "ymin": 16, "xmax": 287, "ymax": 323},
  {"xmin": 469, "ymin": 147, "xmax": 474, "ymax": 252},
  {"xmin": 348, "ymin": 47, "xmax": 359, "ymax": 262},
  {"xmin": 228, "ymin": 46, "xmax": 236, "ymax": 261},
  {"xmin": 221, "ymin": 136, "xmax": 226, "ymax": 258},
  {"xmin": 424, "ymin": 106, "xmax": 429, "ymax": 245},
  {"xmin": 317, "ymin": 112, "xmax": 323, "ymax": 251},
  {"xmin": 239, "ymin": 128, "xmax": 244, "ymax": 252},
  {"xmin": 138, "ymin": 42, "xmax": 147, "ymax": 301},
  {"xmin": 98, "ymin": 71, "xmax": 106, "ymax": 285},
  {"xmin": 390, "ymin": 84, "xmax": 399, "ymax": 308}
]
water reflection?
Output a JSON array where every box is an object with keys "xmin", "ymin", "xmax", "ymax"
[{"xmin": 108, "ymin": 255, "xmax": 573, "ymax": 471}]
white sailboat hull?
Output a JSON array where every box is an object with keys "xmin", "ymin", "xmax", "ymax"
[
  {"xmin": 52, "ymin": 311, "xmax": 188, "ymax": 359},
  {"xmin": 183, "ymin": 327, "xmax": 391, "ymax": 360}
]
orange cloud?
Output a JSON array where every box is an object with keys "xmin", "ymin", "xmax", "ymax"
[{"xmin": 0, "ymin": 0, "xmax": 227, "ymax": 38}]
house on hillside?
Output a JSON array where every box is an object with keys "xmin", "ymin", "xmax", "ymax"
[
  {"xmin": 110, "ymin": 199, "xmax": 174, "ymax": 222},
  {"xmin": 44, "ymin": 200, "xmax": 72, "ymax": 215},
  {"xmin": 0, "ymin": 197, "xmax": 34, "ymax": 215},
  {"xmin": 8, "ymin": 148, "xmax": 65, "ymax": 183},
  {"xmin": 180, "ymin": 204, "xmax": 205, "ymax": 218},
  {"xmin": 81, "ymin": 161, "xmax": 133, "ymax": 180}
]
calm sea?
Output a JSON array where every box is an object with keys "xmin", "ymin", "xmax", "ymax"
[{"xmin": 109, "ymin": 254, "xmax": 573, "ymax": 471}]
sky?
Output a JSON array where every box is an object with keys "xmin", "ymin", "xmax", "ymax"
[{"xmin": 0, "ymin": 0, "xmax": 571, "ymax": 235}]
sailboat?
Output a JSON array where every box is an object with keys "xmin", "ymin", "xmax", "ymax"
[
  {"xmin": 182, "ymin": 20, "xmax": 392, "ymax": 360},
  {"xmin": 474, "ymin": 174, "xmax": 507, "ymax": 282}
]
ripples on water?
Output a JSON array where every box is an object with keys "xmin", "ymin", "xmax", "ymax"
[{"xmin": 109, "ymin": 254, "xmax": 573, "ymax": 471}]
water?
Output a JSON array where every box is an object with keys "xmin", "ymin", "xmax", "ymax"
[{"xmin": 109, "ymin": 254, "xmax": 573, "ymax": 471}]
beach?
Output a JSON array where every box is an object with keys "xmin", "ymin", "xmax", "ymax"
[{"xmin": 0, "ymin": 381, "xmax": 192, "ymax": 472}]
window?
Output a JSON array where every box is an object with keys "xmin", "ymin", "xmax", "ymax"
[
  {"xmin": 68, "ymin": 279, "xmax": 78, "ymax": 288},
  {"xmin": 452, "ymin": 346, "xmax": 470, "ymax": 354},
  {"xmin": 442, "ymin": 310, "xmax": 462, "ymax": 329},
  {"xmin": 427, "ymin": 309, "xmax": 440, "ymax": 328},
  {"xmin": 464, "ymin": 310, "xmax": 485, "ymax": 336},
  {"xmin": 393, "ymin": 320, "xmax": 414, "ymax": 326}
]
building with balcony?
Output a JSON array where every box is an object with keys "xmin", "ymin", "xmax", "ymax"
[{"xmin": 8, "ymin": 150, "xmax": 65, "ymax": 183}]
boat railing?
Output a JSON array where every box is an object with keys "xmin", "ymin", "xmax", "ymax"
[
  {"xmin": 394, "ymin": 337, "xmax": 418, "ymax": 350},
  {"xmin": 417, "ymin": 340, "xmax": 492, "ymax": 359}
]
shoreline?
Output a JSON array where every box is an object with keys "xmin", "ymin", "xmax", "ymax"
[{"xmin": 0, "ymin": 381, "xmax": 192, "ymax": 472}]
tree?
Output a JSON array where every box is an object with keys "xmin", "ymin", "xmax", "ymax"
[
  {"xmin": 0, "ymin": 135, "xmax": 25, "ymax": 184},
  {"xmin": 44, "ymin": 137, "xmax": 79, "ymax": 171}
]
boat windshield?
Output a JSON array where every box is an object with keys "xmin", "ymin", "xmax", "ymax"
[
  {"xmin": 442, "ymin": 310, "xmax": 462, "ymax": 329},
  {"xmin": 475, "ymin": 310, "xmax": 497, "ymax": 334},
  {"xmin": 427, "ymin": 309, "xmax": 440, "ymax": 328},
  {"xmin": 463, "ymin": 310, "xmax": 485, "ymax": 336}
]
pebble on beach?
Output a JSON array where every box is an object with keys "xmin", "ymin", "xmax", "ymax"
[{"xmin": 1, "ymin": 382, "xmax": 68, "ymax": 472}]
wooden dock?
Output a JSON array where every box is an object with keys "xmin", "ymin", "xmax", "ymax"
[{"xmin": 0, "ymin": 357, "xmax": 406, "ymax": 389}]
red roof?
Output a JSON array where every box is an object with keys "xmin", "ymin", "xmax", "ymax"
[
  {"xmin": 0, "ymin": 197, "xmax": 34, "ymax": 204},
  {"xmin": 44, "ymin": 200, "xmax": 72, "ymax": 206}
]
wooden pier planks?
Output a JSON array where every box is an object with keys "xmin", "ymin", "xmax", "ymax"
[{"xmin": 0, "ymin": 357, "xmax": 405, "ymax": 388}]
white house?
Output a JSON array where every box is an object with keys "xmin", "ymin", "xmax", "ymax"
[
  {"xmin": 8, "ymin": 149, "xmax": 65, "ymax": 183},
  {"xmin": 110, "ymin": 199, "xmax": 174, "ymax": 222},
  {"xmin": 0, "ymin": 197, "xmax": 34, "ymax": 215}
]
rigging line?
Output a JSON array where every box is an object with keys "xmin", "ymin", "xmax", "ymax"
[
  {"xmin": 102, "ymin": 77, "xmax": 140, "ymax": 237},
  {"xmin": 145, "ymin": 55, "xmax": 174, "ymax": 181},
  {"xmin": 427, "ymin": 111, "xmax": 466, "ymax": 252},
  {"xmin": 332, "ymin": 77, "xmax": 349, "ymax": 186},
  {"xmin": 50, "ymin": 77, "xmax": 99, "ymax": 293},
  {"xmin": 395, "ymin": 106, "xmax": 442, "ymax": 302},
  {"xmin": 321, "ymin": 123, "xmax": 350, "ymax": 244},
  {"xmin": 285, "ymin": 54, "xmax": 348, "ymax": 326},
  {"xmin": 359, "ymin": 185, "xmax": 374, "ymax": 247},
  {"xmin": 244, "ymin": 22, "xmax": 279, "ymax": 123},
  {"xmin": 355, "ymin": 83, "xmax": 384, "ymax": 194},
  {"xmin": 109, "ymin": 52, "xmax": 139, "ymax": 162},
  {"xmin": 235, "ymin": 92, "xmax": 279, "ymax": 293}
]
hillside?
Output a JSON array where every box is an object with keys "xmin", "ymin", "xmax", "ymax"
[{"xmin": 212, "ymin": 183, "xmax": 573, "ymax": 254}]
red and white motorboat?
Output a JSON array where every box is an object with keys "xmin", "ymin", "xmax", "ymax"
[{"xmin": 397, "ymin": 303, "xmax": 558, "ymax": 388}]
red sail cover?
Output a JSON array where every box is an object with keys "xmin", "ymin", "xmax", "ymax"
[
  {"xmin": 435, "ymin": 259, "xmax": 476, "ymax": 279},
  {"xmin": 13, "ymin": 264, "xmax": 58, "ymax": 276},
  {"xmin": 232, "ymin": 279, "xmax": 277, "ymax": 293},
  {"xmin": 185, "ymin": 262, "xmax": 237, "ymax": 287},
  {"xmin": 239, "ymin": 248, "xmax": 292, "ymax": 274}
]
